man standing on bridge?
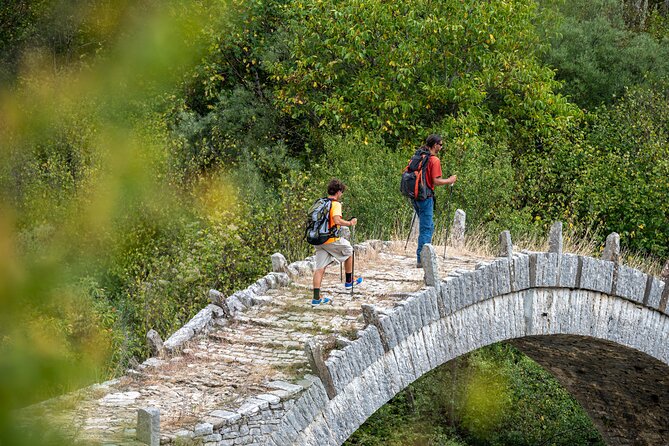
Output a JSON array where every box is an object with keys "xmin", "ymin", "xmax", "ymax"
[
  {"xmin": 409, "ymin": 134, "xmax": 457, "ymax": 267},
  {"xmin": 311, "ymin": 178, "xmax": 362, "ymax": 306}
]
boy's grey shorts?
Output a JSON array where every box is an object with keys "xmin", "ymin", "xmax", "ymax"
[{"xmin": 314, "ymin": 238, "xmax": 353, "ymax": 270}]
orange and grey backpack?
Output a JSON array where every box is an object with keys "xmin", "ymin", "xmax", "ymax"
[
  {"xmin": 305, "ymin": 198, "xmax": 341, "ymax": 245},
  {"xmin": 400, "ymin": 148, "xmax": 433, "ymax": 201}
]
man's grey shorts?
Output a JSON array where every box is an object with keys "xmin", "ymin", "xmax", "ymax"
[{"xmin": 314, "ymin": 238, "xmax": 353, "ymax": 270}]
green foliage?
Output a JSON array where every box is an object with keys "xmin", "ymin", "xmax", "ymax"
[
  {"xmin": 315, "ymin": 133, "xmax": 407, "ymax": 239},
  {"xmin": 647, "ymin": 5, "xmax": 669, "ymax": 39},
  {"xmin": 347, "ymin": 344, "xmax": 604, "ymax": 446},
  {"xmin": 270, "ymin": 0, "xmax": 574, "ymax": 147},
  {"xmin": 169, "ymin": 0, "xmax": 310, "ymax": 180},
  {"xmin": 574, "ymin": 80, "xmax": 669, "ymax": 256},
  {"xmin": 3, "ymin": 0, "xmax": 669, "ymax": 444},
  {"xmin": 539, "ymin": 0, "xmax": 669, "ymax": 109},
  {"xmin": 0, "ymin": 0, "xmax": 48, "ymax": 82}
]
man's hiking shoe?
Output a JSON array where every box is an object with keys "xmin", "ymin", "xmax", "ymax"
[
  {"xmin": 344, "ymin": 277, "xmax": 363, "ymax": 288},
  {"xmin": 416, "ymin": 262, "xmax": 423, "ymax": 268},
  {"xmin": 311, "ymin": 297, "xmax": 333, "ymax": 307}
]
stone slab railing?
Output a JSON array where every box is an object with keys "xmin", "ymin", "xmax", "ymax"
[
  {"xmin": 264, "ymin": 225, "xmax": 669, "ymax": 445},
  {"xmin": 131, "ymin": 222, "xmax": 668, "ymax": 445}
]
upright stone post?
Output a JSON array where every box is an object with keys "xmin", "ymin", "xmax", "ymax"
[
  {"xmin": 499, "ymin": 231, "xmax": 513, "ymax": 258},
  {"xmin": 548, "ymin": 221, "xmax": 563, "ymax": 256},
  {"xmin": 660, "ymin": 260, "xmax": 669, "ymax": 313},
  {"xmin": 451, "ymin": 209, "xmax": 466, "ymax": 249},
  {"xmin": 602, "ymin": 232, "xmax": 621, "ymax": 263},
  {"xmin": 304, "ymin": 339, "xmax": 336, "ymax": 399},
  {"xmin": 271, "ymin": 253, "xmax": 288, "ymax": 273},
  {"xmin": 421, "ymin": 244, "xmax": 440, "ymax": 289},
  {"xmin": 208, "ymin": 289, "xmax": 231, "ymax": 318},
  {"xmin": 361, "ymin": 304, "xmax": 390, "ymax": 352},
  {"xmin": 137, "ymin": 407, "xmax": 160, "ymax": 446},
  {"xmin": 146, "ymin": 330, "xmax": 164, "ymax": 357}
]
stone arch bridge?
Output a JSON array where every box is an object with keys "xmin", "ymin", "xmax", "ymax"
[{"xmin": 27, "ymin": 225, "xmax": 669, "ymax": 446}]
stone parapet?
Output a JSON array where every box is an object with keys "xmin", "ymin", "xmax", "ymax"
[{"xmin": 28, "ymin": 230, "xmax": 669, "ymax": 446}]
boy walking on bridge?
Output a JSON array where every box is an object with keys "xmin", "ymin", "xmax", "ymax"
[{"xmin": 311, "ymin": 178, "xmax": 362, "ymax": 306}]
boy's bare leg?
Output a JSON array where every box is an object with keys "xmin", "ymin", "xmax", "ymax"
[{"xmin": 313, "ymin": 268, "xmax": 326, "ymax": 289}]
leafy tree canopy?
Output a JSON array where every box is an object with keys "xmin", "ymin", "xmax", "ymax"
[{"xmin": 269, "ymin": 0, "xmax": 577, "ymax": 147}]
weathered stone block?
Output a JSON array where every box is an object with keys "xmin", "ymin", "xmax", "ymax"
[
  {"xmin": 579, "ymin": 257, "xmax": 614, "ymax": 294},
  {"xmin": 558, "ymin": 254, "xmax": 579, "ymax": 288},
  {"xmin": 548, "ymin": 221, "xmax": 563, "ymax": 256},
  {"xmin": 302, "ymin": 375, "xmax": 329, "ymax": 409},
  {"xmin": 255, "ymin": 393, "xmax": 281, "ymax": 405},
  {"xmin": 439, "ymin": 276, "xmax": 459, "ymax": 315},
  {"xmin": 225, "ymin": 294, "xmax": 246, "ymax": 314},
  {"xmin": 362, "ymin": 325, "xmax": 385, "ymax": 362},
  {"xmin": 208, "ymin": 289, "xmax": 231, "ymax": 317},
  {"xmin": 162, "ymin": 326, "xmax": 194, "ymax": 353},
  {"xmin": 451, "ymin": 209, "xmax": 466, "ymax": 248},
  {"xmin": 289, "ymin": 261, "xmax": 311, "ymax": 276},
  {"xmin": 494, "ymin": 258, "xmax": 512, "ymax": 295},
  {"xmin": 145, "ymin": 329, "xmax": 164, "ymax": 357},
  {"xmin": 529, "ymin": 252, "xmax": 559, "ymax": 288},
  {"xmin": 468, "ymin": 270, "xmax": 484, "ymax": 306},
  {"xmin": 231, "ymin": 290, "xmax": 254, "ymax": 308},
  {"xmin": 483, "ymin": 262, "xmax": 499, "ymax": 300},
  {"xmin": 403, "ymin": 296, "xmax": 422, "ymax": 332},
  {"xmin": 163, "ymin": 304, "xmax": 218, "ymax": 351},
  {"xmin": 271, "ymin": 253, "xmax": 288, "ymax": 273},
  {"xmin": 378, "ymin": 315, "xmax": 398, "ymax": 350},
  {"xmin": 137, "ymin": 408, "xmax": 160, "ymax": 446},
  {"xmin": 389, "ymin": 306, "xmax": 409, "ymax": 344},
  {"xmin": 614, "ymin": 265, "xmax": 648, "ymax": 304},
  {"xmin": 511, "ymin": 253, "xmax": 531, "ymax": 292},
  {"xmin": 602, "ymin": 232, "xmax": 621, "ymax": 263},
  {"xmin": 304, "ymin": 340, "xmax": 336, "ymax": 399},
  {"xmin": 203, "ymin": 433, "xmax": 222, "ymax": 442},
  {"xmin": 645, "ymin": 277, "xmax": 665, "ymax": 309},
  {"xmin": 456, "ymin": 272, "xmax": 473, "ymax": 309},
  {"xmin": 194, "ymin": 422, "xmax": 213, "ymax": 437},
  {"xmin": 499, "ymin": 230, "xmax": 513, "ymax": 258},
  {"xmin": 421, "ymin": 243, "xmax": 440, "ymax": 289},
  {"xmin": 269, "ymin": 272, "xmax": 290, "ymax": 287},
  {"xmin": 250, "ymin": 294, "xmax": 273, "ymax": 306},
  {"xmin": 327, "ymin": 354, "xmax": 354, "ymax": 395},
  {"xmin": 238, "ymin": 399, "xmax": 263, "ymax": 416},
  {"xmin": 267, "ymin": 381, "xmax": 303, "ymax": 395},
  {"xmin": 362, "ymin": 304, "xmax": 390, "ymax": 352},
  {"xmin": 421, "ymin": 287, "xmax": 440, "ymax": 323}
]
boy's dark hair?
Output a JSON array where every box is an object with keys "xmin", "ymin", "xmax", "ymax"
[
  {"xmin": 327, "ymin": 178, "xmax": 347, "ymax": 195},
  {"xmin": 425, "ymin": 134, "xmax": 442, "ymax": 148}
]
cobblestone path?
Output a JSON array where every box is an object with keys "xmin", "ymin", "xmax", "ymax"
[{"xmin": 24, "ymin": 241, "xmax": 489, "ymax": 445}]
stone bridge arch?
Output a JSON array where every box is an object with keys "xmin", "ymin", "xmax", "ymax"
[{"xmin": 271, "ymin": 245, "xmax": 669, "ymax": 446}]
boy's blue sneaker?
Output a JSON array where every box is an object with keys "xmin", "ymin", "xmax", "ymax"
[
  {"xmin": 311, "ymin": 297, "xmax": 332, "ymax": 307},
  {"xmin": 344, "ymin": 277, "xmax": 363, "ymax": 288}
]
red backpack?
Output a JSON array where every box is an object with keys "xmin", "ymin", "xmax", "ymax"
[{"xmin": 400, "ymin": 148, "xmax": 433, "ymax": 201}]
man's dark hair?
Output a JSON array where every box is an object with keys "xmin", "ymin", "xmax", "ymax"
[
  {"xmin": 327, "ymin": 178, "xmax": 347, "ymax": 195},
  {"xmin": 425, "ymin": 134, "xmax": 442, "ymax": 148}
]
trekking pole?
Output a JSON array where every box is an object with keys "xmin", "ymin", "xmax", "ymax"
[
  {"xmin": 443, "ymin": 184, "xmax": 454, "ymax": 258},
  {"xmin": 351, "ymin": 223, "xmax": 355, "ymax": 298},
  {"xmin": 404, "ymin": 209, "xmax": 417, "ymax": 251}
]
